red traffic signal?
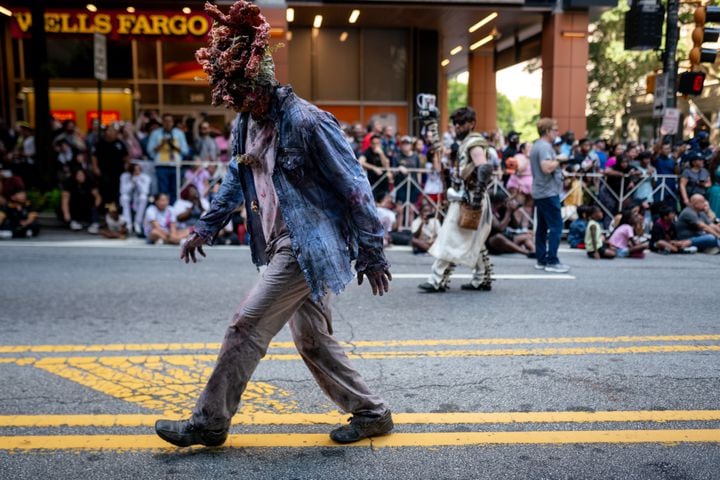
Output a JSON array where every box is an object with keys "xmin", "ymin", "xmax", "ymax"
[{"xmin": 678, "ymin": 71, "xmax": 706, "ymax": 96}]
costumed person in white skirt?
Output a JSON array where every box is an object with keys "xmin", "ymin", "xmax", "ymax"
[{"xmin": 418, "ymin": 106, "xmax": 494, "ymax": 293}]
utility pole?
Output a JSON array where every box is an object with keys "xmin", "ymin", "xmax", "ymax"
[{"xmin": 663, "ymin": 0, "xmax": 680, "ymax": 138}]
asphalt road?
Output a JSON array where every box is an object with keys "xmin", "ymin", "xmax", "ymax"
[{"xmin": 1, "ymin": 238, "xmax": 719, "ymax": 479}]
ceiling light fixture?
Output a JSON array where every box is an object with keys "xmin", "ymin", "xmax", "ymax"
[
  {"xmin": 349, "ymin": 9, "xmax": 360, "ymax": 24},
  {"xmin": 340, "ymin": 31, "xmax": 349, "ymax": 42},
  {"xmin": 286, "ymin": 8, "xmax": 294, "ymax": 22},
  {"xmin": 441, "ymin": 59, "xmax": 450, "ymax": 67},
  {"xmin": 0, "ymin": 6, "xmax": 11, "ymax": 16},
  {"xmin": 86, "ymin": 4, "xmax": 98, "ymax": 13},
  {"xmin": 126, "ymin": 6, "xmax": 135, "ymax": 13},
  {"xmin": 450, "ymin": 46, "xmax": 463, "ymax": 56},
  {"xmin": 561, "ymin": 31, "xmax": 587, "ymax": 38},
  {"xmin": 470, "ymin": 34, "xmax": 494, "ymax": 51},
  {"xmin": 468, "ymin": 12, "xmax": 498, "ymax": 33},
  {"xmin": 313, "ymin": 15, "xmax": 323, "ymax": 29},
  {"xmin": 182, "ymin": 7, "xmax": 191, "ymax": 14}
]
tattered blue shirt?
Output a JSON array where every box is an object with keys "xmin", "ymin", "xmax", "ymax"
[{"xmin": 194, "ymin": 86, "xmax": 389, "ymax": 302}]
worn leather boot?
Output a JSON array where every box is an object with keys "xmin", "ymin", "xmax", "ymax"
[
  {"xmin": 155, "ymin": 419, "xmax": 228, "ymax": 447},
  {"xmin": 330, "ymin": 410, "xmax": 394, "ymax": 444}
]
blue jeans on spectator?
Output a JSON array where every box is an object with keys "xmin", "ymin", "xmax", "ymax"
[
  {"xmin": 155, "ymin": 165, "xmax": 177, "ymax": 203},
  {"xmin": 690, "ymin": 234, "xmax": 720, "ymax": 251},
  {"xmin": 534, "ymin": 195, "xmax": 563, "ymax": 266}
]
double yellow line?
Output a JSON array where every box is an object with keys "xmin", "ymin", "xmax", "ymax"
[{"xmin": 2, "ymin": 410, "xmax": 720, "ymax": 450}]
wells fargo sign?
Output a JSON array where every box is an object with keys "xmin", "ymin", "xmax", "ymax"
[{"xmin": 10, "ymin": 10, "xmax": 212, "ymax": 40}]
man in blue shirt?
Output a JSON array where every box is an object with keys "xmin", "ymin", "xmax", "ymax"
[
  {"xmin": 155, "ymin": 0, "xmax": 393, "ymax": 448},
  {"xmin": 146, "ymin": 113, "xmax": 189, "ymax": 203}
]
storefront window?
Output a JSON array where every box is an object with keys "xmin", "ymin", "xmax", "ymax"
[
  {"xmin": 362, "ymin": 30, "xmax": 407, "ymax": 101},
  {"xmin": 315, "ymin": 29, "xmax": 359, "ymax": 101},
  {"xmin": 138, "ymin": 84, "xmax": 159, "ymax": 105},
  {"xmin": 288, "ymin": 29, "xmax": 312, "ymax": 100},
  {"xmin": 164, "ymin": 85, "xmax": 210, "ymax": 106},
  {"xmin": 136, "ymin": 41, "xmax": 158, "ymax": 80},
  {"xmin": 161, "ymin": 41, "xmax": 204, "ymax": 81},
  {"xmin": 24, "ymin": 38, "xmax": 132, "ymax": 79}
]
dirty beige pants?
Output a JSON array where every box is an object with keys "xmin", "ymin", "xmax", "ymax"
[{"xmin": 191, "ymin": 242, "xmax": 388, "ymax": 430}]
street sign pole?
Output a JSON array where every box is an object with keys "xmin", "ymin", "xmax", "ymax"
[
  {"xmin": 663, "ymin": 0, "xmax": 680, "ymax": 140},
  {"xmin": 94, "ymin": 33, "xmax": 107, "ymax": 128}
]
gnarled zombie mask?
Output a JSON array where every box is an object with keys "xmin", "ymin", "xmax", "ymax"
[{"xmin": 196, "ymin": 1, "xmax": 277, "ymax": 117}]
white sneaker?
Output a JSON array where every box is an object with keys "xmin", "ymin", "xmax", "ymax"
[
  {"xmin": 545, "ymin": 263, "xmax": 570, "ymax": 273},
  {"xmin": 682, "ymin": 246, "xmax": 698, "ymax": 254},
  {"xmin": 69, "ymin": 220, "xmax": 83, "ymax": 231},
  {"xmin": 534, "ymin": 263, "xmax": 546, "ymax": 270},
  {"xmin": 87, "ymin": 223, "xmax": 100, "ymax": 235},
  {"xmin": 705, "ymin": 247, "xmax": 720, "ymax": 255}
]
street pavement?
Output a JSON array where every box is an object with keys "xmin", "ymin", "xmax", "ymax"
[{"xmin": 0, "ymin": 236, "xmax": 719, "ymax": 479}]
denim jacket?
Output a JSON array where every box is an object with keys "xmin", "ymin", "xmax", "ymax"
[{"xmin": 194, "ymin": 86, "xmax": 389, "ymax": 302}]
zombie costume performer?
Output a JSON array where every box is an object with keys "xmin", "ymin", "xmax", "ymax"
[
  {"xmin": 155, "ymin": 1, "xmax": 393, "ymax": 448},
  {"xmin": 418, "ymin": 108, "xmax": 494, "ymax": 293}
]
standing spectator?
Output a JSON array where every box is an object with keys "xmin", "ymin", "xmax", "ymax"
[
  {"xmin": 146, "ymin": 114, "xmax": 189, "ymax": 203},
  {"xmin": 92, "ymin": 124, "xmax": 129, "ymax": 207},
  {"xmin": 707, "ymin": 151, "xmax": 720, "ymax": 218},
  {"xmin": 410, "ymin": 204, "xmax": 441, "ymax": 254},
  {"xmin": 350, "ymin": 123, "xmax": 365, "ymax": 158},
  {"xmin": 61, "ymin": 169, "xmax": 101, "ymax": 234},
  {"xmin": 650, "ymin": 205, "xmax": 694, "ymax": 254},
  {"xmin": 679, "ymin": 151, "xmax": 711, "ymax": 207},
  {"xmin": 215, "ymin": 122, "xmax": 232, "ymax": 164},
  {"xmin": 591, "ymin": 139, "xmax": 608, "ymax": 171},
  {"xmin": 359, "ymin": 134, "xmax": 392, "ymax": 197},
  {"xmin": 560, "ymin": 130, "xmax": 575, "ymax": 157},
  {"xmin": 9, "ymin": 122, "xmax": 36, "ymax": 188},
  {"xmin": 53, "ymin": 120, "xmax": 87, "ymax": 153},
  {"xmin": 530, "ymin": 118, "xmax": 569, "ymax": 273},
  {"xmin": 675, "ymin": 194, "xmax": 720, "ymax": 253},
  {"xmin": 501, "ymin": 131, "xmax": 520, "ymax": 183},
  {"xmin": 381, "ymin": 125, "xmax": 397, "ymax": 165},
  {"xmin": 84, "ymin": 119, "xmax": 101, "ymax": 155},
  {"xmin": 361, "ymin": 120, "xmax": 382, "ymax": 152},
  {"xmin": 653, "ymin": 140, "xmax": 678, "ymax": 206},
  {"xmin": 585, "ymin": 205, "xmax": 616, "ymax": 259},
  {"xmin": 183, "ymin": 158, "xmax": 211, "ymax": 199},
  {"xmin": 120, "ymin": 123, "xmax": 144, "ymax": 161},
  {"xmin": 602, "ymin": 154, "xmax": 637, "ymax": 217},
  {"xmin": 195, "ymin": 121, "xmax": 219, "ymax": 164},
  {"xmin": 506, "ymin": 142, "xmax": 533, "ymax": 196},
  {"xmin": 143, "ymin": 193, "xmax": 187, "ymax": 245},
  {"xmin": 604, "ymin": 143, "xmax": 624, "ymax": 170},
  {"xmin": 634, "ymin": 151, "xmax": 656, "ymax": 231},
  {"xmin": 393, "ymin": 136, "xmax": 421, "ymax": 209},
  {"xmin": 119, "ymin": 162, "xmax": 151, "ymax": 235}
]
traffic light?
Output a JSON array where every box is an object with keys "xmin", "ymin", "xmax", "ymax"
[
  {"xmin": 678, "ymin": 71, "xmax": 706, "ymax": 96},
  {"xmin": 690, "ymin": 5, "xmax": 720, "ymax": 65}
]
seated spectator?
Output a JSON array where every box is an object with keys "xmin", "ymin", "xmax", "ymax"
[
  {"xmin": 650, "ymin": 205, "xmax": 695, "ymax": 254},
  {"xmin": 183, "ymin": 156, "xmax": 211, "ymax": 199},
  {"xmin": 143, "ymin": 193, "xmax": 187, "ymax": 245},
  {"xmin": 679, "ymin": 151, "xmax": 711, "ymax": 207},
  {"xmin": 411, "ymin": 204, "xmax": 441, "ymax": 254},
  {"xmin": 99, "ymin": 203, "xmax": 128, "ymax": 239},
  {"xmin": 568, "ymin": 205, "xmax": 591, "ymax": 249},
  {"xmin": 676, "ymin": 194, "xmax": 720, "ymax": 254},
  {"xmin": 0, "ymin": 188, "xmax": 39, "ymax": 238},
  {"xmin": 608, "ymin": 210, "xmax": 648, "ymax": 258},
  {"xmin": 61, "ymin": 169, "xmax": 101, "ymax": 234},
  {"xmin": 173, "ymin": 184, "xmax": 209, "ymax": 230},
  {"xmin": 487, "ymin": 194, "xmax": 535, "ymax": 257},
  {"xmin": 119, "ymin": 162, "xmax": 151, "ymax": 235},
  {"xmin": 584, "ymin": 206, "xmax": 616, "ymax": 259}
]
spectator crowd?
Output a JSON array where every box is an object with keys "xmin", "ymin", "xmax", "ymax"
[{"xmin": 1, "ymin": 110, "xmax": 719, "ymax": 259}]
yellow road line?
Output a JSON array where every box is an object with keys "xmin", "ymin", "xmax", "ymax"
[
  {"xmin": 3, "ymin": 334, "xmax": 720, "ymax": 354},
  {"xmin": 2, "ymin": 343, "xmax": 720, "ymax": 367},
  {"xmin": 2, "ymin": 429, "xmax": 720, "ymax": 450},
  {"xmin": 3, "ymin": 410, "xmax": 720, "ymax": 428}
]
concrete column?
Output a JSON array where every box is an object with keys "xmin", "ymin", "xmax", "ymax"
[
  {"xmin": 540, "ymin": 11, "xmax": 589, "ymax": 136},
  {"xmin": 467, "ymin": 48, "xmax": 497, "ymax": 133}
]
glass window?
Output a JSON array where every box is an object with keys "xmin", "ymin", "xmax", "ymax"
[
  {"xmin": 362, "ymin": 30, "xmax": 407, "ymax": 101},
  {"xmin": 138, "ymin": 84, "xmax": 159, "ymax": 104},
  {"xmin": 314, "ymin": 29, "xmax": 359, "ymax": 101},
  {"xmin": 164, "ymin": 85, "xmax": 210, "ymax": 106},
  {"xmin": 136, "ymin": 41, "xmax": 157, "ymax": 79},
  {"xmin": 288, "ymin": 29, "xmax": 312, "ymax": 100},
  {"xmin": 27, "ymin": 38, "xmax": 132, "ymax": 79}
]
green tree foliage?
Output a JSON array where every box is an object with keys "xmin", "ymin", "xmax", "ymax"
[
  {"xmin": 496, "ymin": 92, "xmax": 514, "ymax": 134},
  {"xmin": 447, "ymin": 77, "xmax": 467, "ymax": 115},
  {"xmin": 587, "ymin": 1, "xmax": 660, "ymax": 139},
  {"xmin": 513, "ymin": 97, "xmax": 541, "ymax": 142}
]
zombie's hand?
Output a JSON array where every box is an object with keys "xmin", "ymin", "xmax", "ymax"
[
  {"xmin": 180, "ymin": 232, "xmax": 207, "ymax": 264},
  {"xmin": 357, "ymin": 268, "xmax": 392, "ymax": 296}
]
